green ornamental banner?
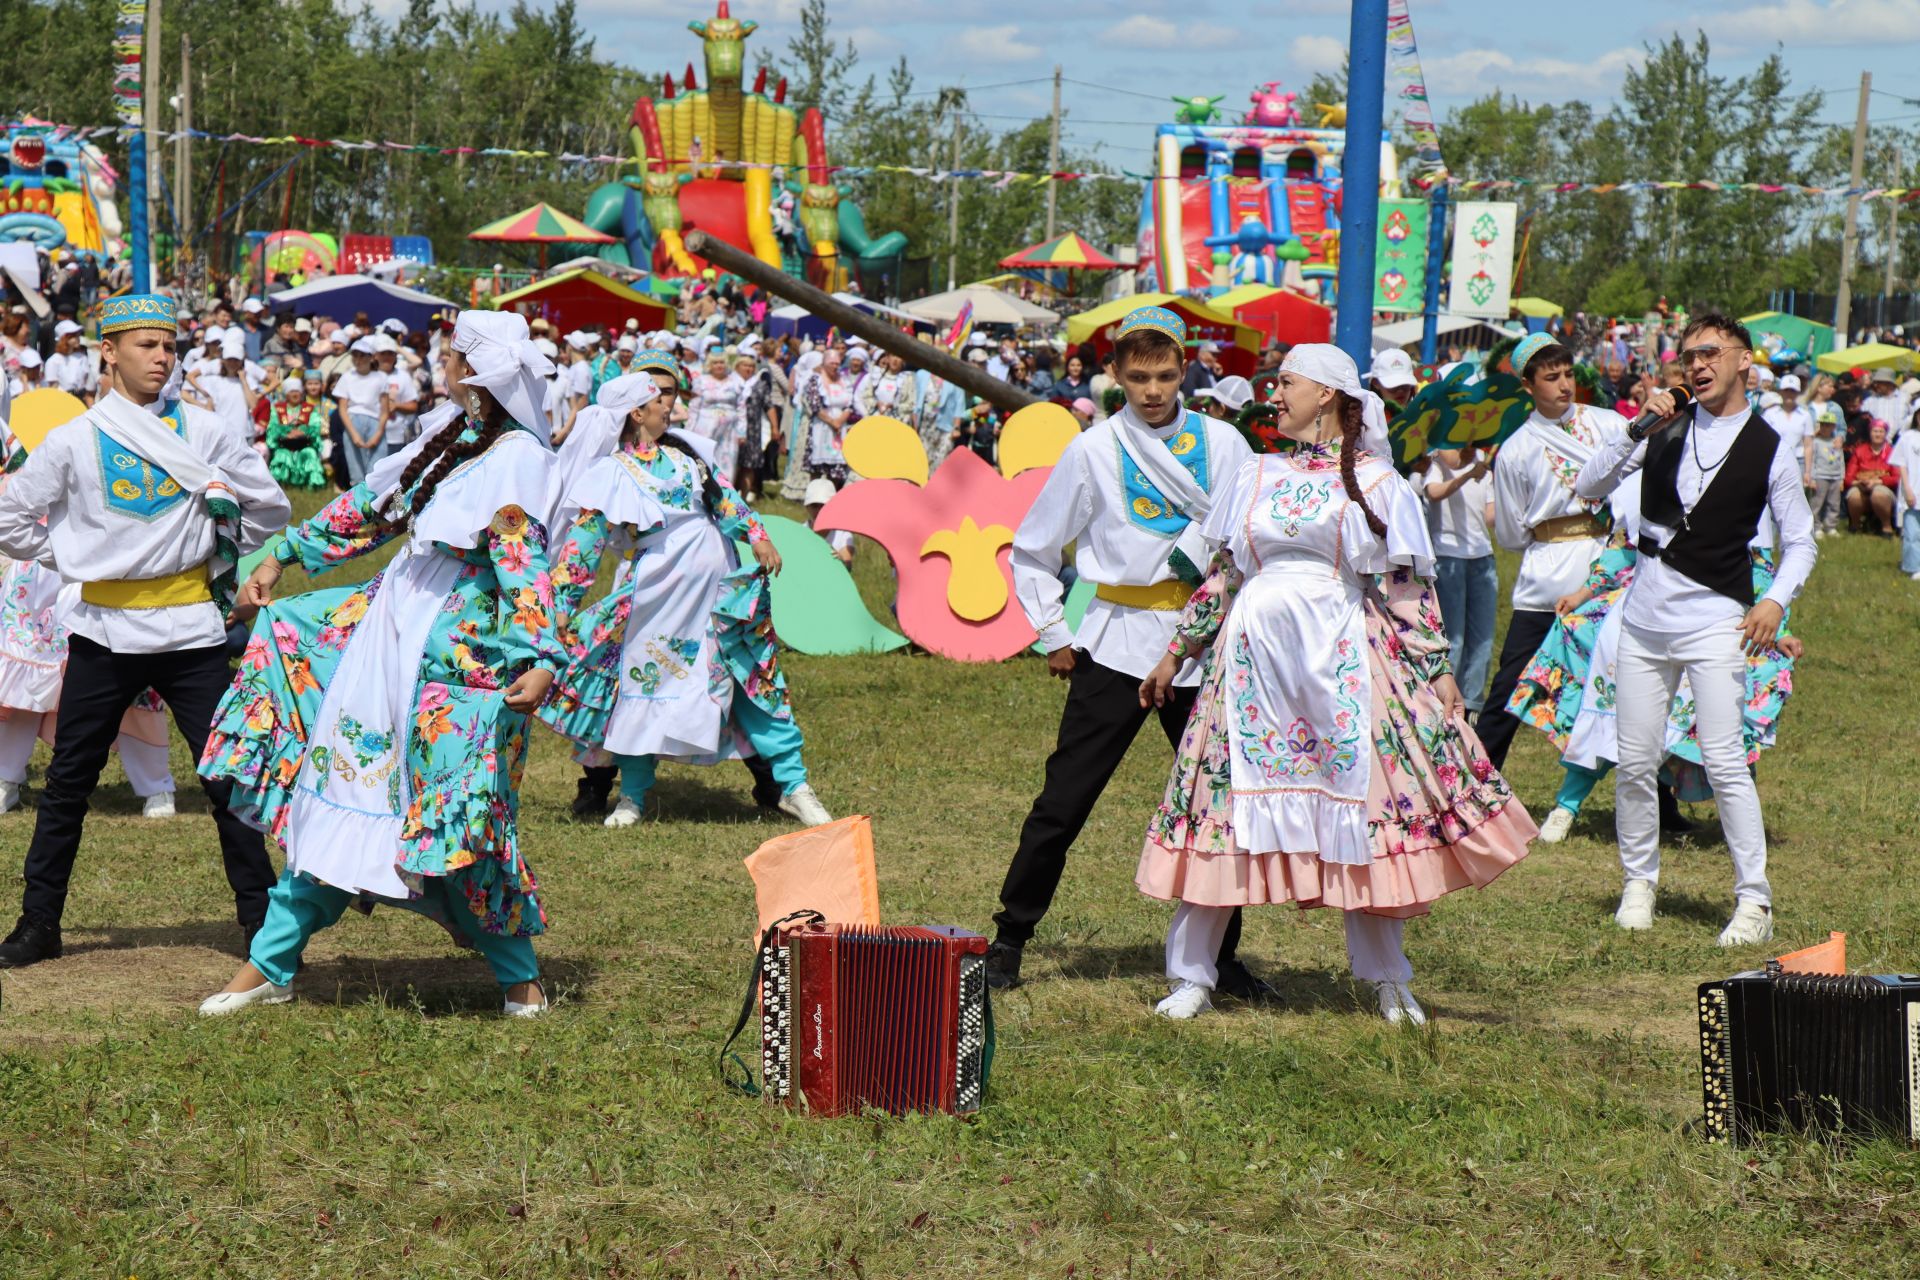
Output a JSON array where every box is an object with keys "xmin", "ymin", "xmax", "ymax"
[{"xmin": 1371, "ymin": 198, "xmax": 1430, "ymax": 314}]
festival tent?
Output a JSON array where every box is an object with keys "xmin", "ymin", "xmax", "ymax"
[
  {"xmin": 1511, "ymin": 296, "xmax": 1564, "ymax": 318},
  {"xmin": 1212, "ymin": 283, "xmax": 1332, "ymax": 347},
  {"xmin": 491, "ymin": 269, "xmax": 673, "ymax": 336},
  {"xmin": 1067, "ymin": 293, "xmax": 1260, "ymax": 376},
  {"xmin": 469, "ymin": 202, "xmax": 616, "ymax": 271},
  {"xmin": 1745, "ymin": 311, "xmax": 1837, "ymax": 360},
  {"xmin": 762, "ymin": 292, "xmax": 928, "ymax": 342},
  {"xmin": 268, "ymin": 274, "xmax": 459, "ymax": 332},
  {"xmin": 1371, "ymin": 312, "xmax": 1524, "ymax": 354},
  {"xmin": 999, "ymin": 232, "xmax": 1119, "ymax": 293},
  {"xmin": 1815, "ymin": 342, "xmax": 1916, "ymax": 376},
  {"xmin": 902, "ymin": 286, "xmax": 1059, "ymax": 327}
]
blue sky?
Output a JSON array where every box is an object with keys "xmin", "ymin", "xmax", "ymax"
[{"xmin": 414, "ymin": 0, "xmax": 1920, "ymax": 172}]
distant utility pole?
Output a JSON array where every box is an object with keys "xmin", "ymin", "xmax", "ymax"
[
  {"xmin": 1835, "ymin": 70, "xmax": 1871, "ymax": 345},
  {"xmin": 945, "ymin": 91, "xmax": 963, "ymax": 292},
  {"xmin": 1045, "ymin": 65, "xmax": 1061, "ymax": 241},
  {"xmin": 1884, "ymin": 143, "xmax": 1903, "ymax": 299},
  {"xmin": 177, "ymin": 34, "xmax": 191, "ymax": 269}
]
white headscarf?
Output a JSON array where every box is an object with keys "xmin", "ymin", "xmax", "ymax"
[
  {"xmin": 453, "ymin": 310, "xmax": 555, "ymax": 445},
  {"xmin": 595, "ymin": 371, "xmax": 660, "ymax": 416},
  {"xmin": 1280, "ymin": 343, "xmax": 1393, "ymax": 458}
]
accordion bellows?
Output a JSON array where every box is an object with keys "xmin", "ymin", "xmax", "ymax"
[
  {"xmin": 1698, "ymin": 970, "xmax": 1920, "ymax": 1144},
  {"xmin": 761, "ymin": 922, "xmax": 991, "ymax": 1117}
]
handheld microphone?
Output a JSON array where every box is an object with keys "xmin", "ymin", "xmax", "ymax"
[{"xmin": 1626, "ymin": 386, "xmax": 1693, "ymax": 442}]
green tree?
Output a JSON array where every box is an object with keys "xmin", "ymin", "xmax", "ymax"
[{"xmin": 1584, "ymin": 263, "xmax": 1654, "ymax": 318}]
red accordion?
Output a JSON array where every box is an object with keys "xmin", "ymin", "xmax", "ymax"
[{"xmin": 756, "ymin": 921, "xmax": 992, "ymax": 1117}]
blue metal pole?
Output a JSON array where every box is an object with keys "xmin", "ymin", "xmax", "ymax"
[
  {"xmin": 1418, "ymin": 183, "xmax": 1449, "ymax": 365},
  {"xmin": 1334, "ymin": 0, "xmax": 1389, "ymax": 368},
  {"xmin": 129, "ymin": 133, "xmax": 151, "ymax": 292}
]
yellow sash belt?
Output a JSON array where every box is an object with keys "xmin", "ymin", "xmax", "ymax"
[
  {"xmin": 1094, "ymin": 580, "xmax": 1195, "ymax": 611},
  {"xmin": 80, "ymin": 567, "xmax": 212, "ymax": 610}
]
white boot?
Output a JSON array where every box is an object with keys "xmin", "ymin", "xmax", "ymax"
[
  {"xmin": 777, "ymin": 784, "xmax": 833, "ymax": 826},
  {"xmin": 199, "ymin": 979, "xmax": 293, "ymax": 1017},
  {"xmin": 1154, "ymin": 980, "xmax": 1213, "ymax": 1020},
  {"xmin": 0, "ymin": 780, "xmax": 19, "ymax": 814},
  {"xmin": 142, "ymin": 792, "xmax": 176, "ymax": 819},
  {"xmin": 603, "ymin": 797, "xmax": 641, "ymax": 828},
  {"xmin": 1614, "ymin": 879, "xmax": 1656, "ymax": 931},
  {"xmin": 1717, "ymin": 901, "xmax": 1774, "ymax": 948},
  {"xmin": 1374, "ymin": 981, "xmax": 1428, "ymax": 1027},
  {"xmin": 1538, "ymin": 807, "xmax": 1574, "ymax": 843}
]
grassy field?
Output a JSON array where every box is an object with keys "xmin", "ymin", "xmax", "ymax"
[{"xmin": 3, "ymin": 492, "xmax": 1919, "ymax": 1278}]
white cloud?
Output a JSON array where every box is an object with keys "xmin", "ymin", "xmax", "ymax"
[
  {"xmin": 1690, "ymin": 0, "xmax": 1920, "ymax": 49},
  {"xmin": 1420, "ymin": 45, "xmax": 1645, "ymax": 98},
  {"xmin": 953, "ymin": 23, "xmax": 1041, "ymax": 62},
  {"xmin": 1100, "ymin": 15, "xmax": 1237, "ymax": 50},
  {"xmin": 1288, "ymin": 34, "xmax": 1348, "ymax": 70}
]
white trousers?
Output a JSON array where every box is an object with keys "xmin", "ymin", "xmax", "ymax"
[
  {"xmin": 1165, "ymin": 901, "xmax": 1412, "ymax": 987},
  {"xmin": 1614, "ymin": 618, "xmax": 1768, "ymax": 905},
  {"xmin": 0, "ymin": 715, "xmax": 174, "ymax": 797}
]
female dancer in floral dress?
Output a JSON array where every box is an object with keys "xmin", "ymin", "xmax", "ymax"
[
  {"xmin": 1506, "ymin": 472, "xmax": 1802, "ymax": 841},
  {"xmin": 196, "ymin": 311, "xmax": 565, "ymax": 1018},
  {"xmin": 1137, "ymin": 345, "xmax": 1538, "ymax": 1024},
  {"xmin": 541, "ymin": 371, "xmax": 833, "ymax": 829},
  {"xmin": 686, "ymin": 347, "xmax": 746, "ymax": 484}
]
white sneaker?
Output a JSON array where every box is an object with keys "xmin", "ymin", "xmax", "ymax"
[
  {"xmin": 1909, "ymin": 570, "xmax": 1920, "ymax": 582},
  {"xmin": 1154, "ymin": 980, "xmax": 1213, "ymax": 1019},
  {"xmin": 199, "ymin": 979, "xmax": 293, "ymax": 1017},
  {"xmin": 1615, "ymin": 880, "xmax": 1656, "ymax": 931},
  {"xmin": 503, "ymin": 982, "xmax": 549, "ymax": 1018},
  {"xmin": 1813, "ymin": 529, "xmax": 1826, "ymax": 540},
  {"xmin": 1374, "ymin": 981, "xmax": 1428, "ymax": 1026},
  {"xmin": 142, "ymin": 792, "xmax": 176, "ymax": 819},
  {"xmin": 603, "ymin": 797, "xmax": 641, "ymax": 828},
  {"xmin": 777, "ymin": 784, "xmax": 833, "ymax": 826},
  {"xmin": 0, "ymin": 780, "xmax": 19, "ymax": 814},
  {"xmin": 1538, "ymin": 807, "xmax": 1575, "ymax": 843},
  {"xmin": 1717, "ymin": 901, "xmax": 1774, "ymax": 948}
]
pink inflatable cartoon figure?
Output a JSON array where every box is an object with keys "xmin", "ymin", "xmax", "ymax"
[{"xmin": 1248, "ymin": 82, "xmax": 1301, "ymax": 128}]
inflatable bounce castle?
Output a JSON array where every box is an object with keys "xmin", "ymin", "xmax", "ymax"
[
  {"xmin": 0, "ymin": 121, "xmax": 125, "ymax": 261},
  {"xmin": 1136, "ymin": 84, "xmax": 1397, "ymax": 299},
  {"xmin": 578, "ymin": 2, "xmax": 908, "ymax": 286}
]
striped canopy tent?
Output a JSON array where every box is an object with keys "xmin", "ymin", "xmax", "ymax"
[
  {"xmin": 999, "ymin": 232, "xmax": 1119, "ymax": 293},
  {"xmin": 469, "ymin": 203, "xmax": 616, "ymax": 271}
]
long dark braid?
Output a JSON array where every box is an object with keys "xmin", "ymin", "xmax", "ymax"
[
  {"xmin": 659, "ymin": 430, "xmax": 727, "ymax": 517},
  {"xmin": 374, "ymin": 397, "xmax": 509, "ymax": 536},
  {"xmin": 1336, "ymin": 392, "xmax": 1388, "ymax": 537}
]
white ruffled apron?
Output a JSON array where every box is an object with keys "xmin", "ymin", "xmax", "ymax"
[{"xmin": 601, "ymin": 505, "xmax": 732, "ymax": 760}]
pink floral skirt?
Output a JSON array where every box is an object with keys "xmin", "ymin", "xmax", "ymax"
[{"xmin": 1138, "ymin": 602, "xmax": 1537, "ymax": 917}]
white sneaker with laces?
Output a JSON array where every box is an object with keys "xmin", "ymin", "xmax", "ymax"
[
  {"xmin": 1538, "ymin": 807, "xmax": 1574, "ymax": 843},
  {"xmin": 603, "ymin": 797, "xmax": 641, "ymax": 828},
  {"xmin": 777, "ymin": 783, "xmax": 833, "ymax": 826},
  {"xmin": 1615, "ymin": 879, "xmax": 1656, "ymax": 931},
  {"xmin": 1154, "ymin": 980, "xmax": 1213, "ymax": 1019},
  {"xmin": 0, "ymin": 780, "xmax": 19, "ymax": 814},
  {"xmin": 1717, "ymin": 901, "xmax": 1774, "ymax": 947},
  {"xmin": 142, "ymin": 792, "xmax": 176, "ymax": 819},
  {"xmin": 1374, "ymin": 981, "xmax": 1428, "ymax": 1026},
  {"xmin": 199, "ymin": 979, "xmax": 293, "ymax": 1017}
]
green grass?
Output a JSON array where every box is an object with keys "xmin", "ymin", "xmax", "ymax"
[{"xmin": 4, "ymin": 496, "xmax": 1920, "ymax": 1278}]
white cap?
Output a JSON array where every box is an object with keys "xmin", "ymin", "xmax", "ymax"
[
  {"xmin": 1759, "ymin": 390, "xmax": 1783, "ymax": 410},
  {"xmin": 241, "ymin": 298, "xmax": 265, "ymax": 314},
  {"xmin": 1778, "ymin": 374, "xmax": 1802, "ymax": 392},
  {"xmin": 373, "ymin": 335, "xmax": 400, "ymax": 354},
  {"xmin": 1755, "ymin": 365, "xmax": 1776, "ymax": 385},
  {"xmin": 349, "ymin": 336, "xmax": 379, "ymax": 355},
  {"xmin": 1368, "ymin": 347, "xmax": 1417, "ymax": 390},
  {"xmin": 624, "ymin": 317, "xmax": 641, "ymax": 331},
  {"xmin": 566, "ymin": 331, "xmax": 592, "ymax": 351},
  {"xmin": 379, "ymin": 318, "xmax": 406, "ymax": 335},
  {"xmin": 17, "ymin": 348, "xmax": 43, "ymax": 369},
  {"xmin": 1196, "ymin": 375, "xmax": 1255, "ymax": 412},
  {"xmin": 803, "ymin": 478, "xmax": 838, "ymax": 506},
  {"xmin": 966, "ymin": 348, "xmax": 989, "ymax": 364},
  {"xmin": 220, "ymin": 334, "xmax": 247, "ymax": 360},
  {"xmin": 616, "ymin": 335, "xmax": 637, "ymax": 352},
  {"xmin": 293, "ymin": 316, "xmax": 314, "ymax": 332},
  {"xmin": 582, "ymin": 329, "xmax": 604, "ymax": 346},
  {"xmin": 533, "ymin": 337, "xmax": 559, "ymax": 359},
  {"xmin": 54, "ymin": 319, "xmax": 83, "ymax": 338},
  {"xmin": 201, "ymin": 324, "xmax": 227, "ymax": 345}
]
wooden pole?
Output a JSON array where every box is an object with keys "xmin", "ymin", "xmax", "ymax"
[
  {"xmin": 1044, "ymin": 65, "xmax": 1061, "ymax": 242},
  {"xmin": 1835, "ymin": 71, "xmax": 1871, "ymax": 345},
  {"xmin": 685, "ymin": 229, "xmax": 1040, "ymax": 416}
]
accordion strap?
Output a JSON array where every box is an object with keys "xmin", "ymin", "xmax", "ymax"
[{"xmin": 720, "ymin": 908, "xmax": 827, "ymax": 1097}]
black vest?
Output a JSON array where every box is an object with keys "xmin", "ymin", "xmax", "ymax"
[{"xmin": 1638, "ymin": 412, "xmax": 1778, "ymax": 608}]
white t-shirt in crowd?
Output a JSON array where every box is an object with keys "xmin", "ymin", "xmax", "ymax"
[
  {"xmin": 383, "ymin": 368, "xmax": 420, "ymax": 444},
  {"xmin": 1764, "ymin": 402, "xmax": 1813, "ymax": 471},
  {"xmin": 568, "ymin": 359, "xmax": 593, "ymax": 399},
  {"xmin": 1423, "ymin": 454, "xmax": 1494, "ymax": 559},
  {"xmin": 43, "ymin": 350, "xmax": 97, "ymax": 396},
  {"xmin": 332, "ymin": 368, "xmax": 388, "ymax": 419}
]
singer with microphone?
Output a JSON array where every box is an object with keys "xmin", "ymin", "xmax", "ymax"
[{"xmin": 1574, "ymin": 312, "xmax": 1816, "ymax": 947}]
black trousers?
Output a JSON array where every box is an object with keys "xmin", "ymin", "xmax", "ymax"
[
  {"xmin": 1474, "ymin": 607, "xmax": 1557, "ymax": 771},
  {"xmin": 994, "ymin": 655, "xmax": 1242, "ymax": 962},
  {"xmin": 19, "ymin": 635, "xmax": 276, "ymax": 930}
]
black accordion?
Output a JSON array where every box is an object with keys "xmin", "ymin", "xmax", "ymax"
[
  {"xmin": 755, "ymin": 921, "xmax": 991, "ymax": 1117},
  {"xmin": 1697, "ymin": 970, "xmax": 1920, "ymax": 1144}
]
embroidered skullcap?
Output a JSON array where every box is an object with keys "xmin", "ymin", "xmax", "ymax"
[
  {"xmin": 628, "ymin": 349, "xmax": 681, "ymax": 379},
  {"xmin": 99, "ymin": 293, "xmax": 177, "ymax": 336},
  {"xmin": 596, "ymin": 371, "xmax": 660, "ymax": 416},
  {"xmin": 453, "ymin": 309, "xmax": 556, "ymax": 446},
  {"xmin": 1279, "ymin": 343, "xmax": 1391, "ymax": 455},
  {"xmin": 1117, "ymin": 304, "xmax": 1187, "ymax": 346},
  {"xmin": 1511, "ymin": 332, "xmax": 1557, "ymax": 376}
]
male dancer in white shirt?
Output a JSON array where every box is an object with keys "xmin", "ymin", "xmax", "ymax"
[
  {"xmin": 0, "ymin": 294, "xmax": 291, "ymax": 969},
  {"xmin": 1576, "ymin": 312, "xmax": 1816, "ymax": 946},
  {"xmin": 991, "ymin": 306, "xmax": 1270, "ymax": 1000}
]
